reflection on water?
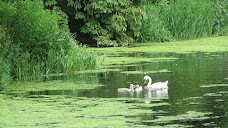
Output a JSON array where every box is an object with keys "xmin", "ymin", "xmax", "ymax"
[
  {"xmin": 89, "ymin": 52, "xmax": 228, "ymax": 127},
  {"xmin": 151, "ymin": 89, "xmax": 168, "ymax": 99},
  {"xmin": 144, "ymin": 90, "xmax": 152, "ymax": 104},
  {"xmin": 5, "ymin": 52, "xmax": 228, "ymax": 127},
  {"xmin": 117, "ymin": 89, "xmax": 169, "ymax": 104}
]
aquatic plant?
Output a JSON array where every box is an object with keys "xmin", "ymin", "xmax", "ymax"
[
  {"xmin": 121, "ymin": 69, "xmax": 171, "ymax": 75},
  {"xmin": 0, "ymin": 58, "xmax": 10, "ymax": 90},
  {"xmin": 0, "ymin": 1, "xmax": 97, "ymax": 82},
  {"xmin": 145, "ymin": 111, "xmax": 212, "ymax": 124},
  {"xmin": 140, "ymin": 0, "xmax": 215, "ymax": 42},
  {"xmin": 3, "ymin": 81, "xmax": 104, "ymax": 93},
  {"xmin": 0, "ymin": 25, "xmax": 10, "ymax": 89},
  {"xmin": 94, "ymin": 36, "xmax": 228, "ymax": 55},
  {"xmin": 139, "ymin": 2, "xmax": 174, "ymax": 42},
  {"xmin": 200, "ymin": 84, "xmax": 228, "ymax": 88},
  {"xmin": 212, "ymin": 0, "xmax": 228, "ymax": 35}
]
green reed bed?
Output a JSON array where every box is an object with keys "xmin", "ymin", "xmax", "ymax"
[
  {"xmin": 0, "ymin": 59, "xmax": 10, "ymax": 90},
  {"xmin": 0, "ymin": 1, "xmax": 97, "ymax": 87},
  {"xmin": 46, "ymin": 44, "xmax": 97, "ymax": 74},
  {"xmin": 140, "ymin": 3, "xmax": 174, "ymax": 42},
  {"xmin": 140, "ymin": 0, "xmax": 220, "ymax": 42},
  {"xmin": 163, "ymin": 0, "xmax": 214, "ymax": 40}
]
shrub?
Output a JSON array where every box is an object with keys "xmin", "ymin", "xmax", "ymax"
[{"xmin": 45, "ymin": 0, "xmax": 145, "ymax": 46}]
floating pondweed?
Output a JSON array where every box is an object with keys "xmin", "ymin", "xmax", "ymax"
[
  {"xmin": 103, "ymin": 56, "xmax": 177, "ymax": 65},
  {"xmin": 204, "ymin": 93, "xmax": 222, "ymax": 97},
  {"xmin": 121, "ymin": 69, "xmax": 171, "ymax": 75},
  {"xmin": 2, "ymin": 37, "xmax": 228, "ymax": 127},
  {"xmin": 200, "ymin": 84, "xmax": 228, "ymax": 88},
  {"xmin": 144, "ymin": 111, "xmax": 212, "ymax": 124}
]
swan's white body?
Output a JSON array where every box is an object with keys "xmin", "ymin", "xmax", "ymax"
[
  {"xmin": 135, "ymin": 85, "xmax": 143, "ymax": 92},
  {"xmin": 144, "ymin": 75, "xmax": 168, "ymax": 91},
  {"xmin": 117, "ymin": 84, "xmax": 135, "ymax": 92}
]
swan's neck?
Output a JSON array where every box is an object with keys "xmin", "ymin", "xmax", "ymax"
[{"xmin": 147, "ymin": 77, "xmax": 152, "ymax": 87}]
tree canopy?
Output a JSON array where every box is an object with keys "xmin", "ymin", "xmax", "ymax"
[
  {"xmin": 44, "ymin": 0, "xmax": 144, "ymax": 46},
  {"xmin": 44, "ymin": 0, "xmax": 228, "ymax": 45}
]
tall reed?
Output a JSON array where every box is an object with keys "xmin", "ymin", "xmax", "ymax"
[
  {"xmin": 0, "ymin": 1, "xmax": 98, "ymax": 82},
  {"xmin": 140, "ymin": 0, "xmax": 215, "ymax": 42},
  {"xmin": 46, "ymin": 43, "xmax": 97, "ymax": 74},
  {"xmin": 213, "ymin": 0, "xmax": 228, "ymax": 35},
  {"xmin": 0, "ymin": 58, "xmax": 10, "ymax": 90},
  {"xmin": 161, "ymin": 0, "xmax": 215, "ymax": 40},
  {"xmin": 140, "ymin": 3, "xmax": 174, "ymax": 42}
]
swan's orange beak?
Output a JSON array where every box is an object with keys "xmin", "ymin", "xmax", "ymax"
[{"xmin": 144, "ymin": 79, "xmax": 147, "ymax": 86}]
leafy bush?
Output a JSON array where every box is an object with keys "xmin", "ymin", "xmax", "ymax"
[{"xmin": 45, "ymin": 0, "xmax": 144, "ymax": 46}]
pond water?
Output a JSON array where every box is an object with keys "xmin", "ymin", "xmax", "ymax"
[{"xmin": 2, "ymin": 52, "xmax": 228, "ymax": 127}]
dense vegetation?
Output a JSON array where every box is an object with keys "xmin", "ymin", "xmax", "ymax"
[
  {"xmin": 1, "ymin": 0, "xmax": 228, "ymax": 90},
  {"xmin": 0, "ymin": 1, "xmax": 97, "ymax": 90},
  {"xmin": 140, "ymin": 0, "xmax": 228, "ymax": 42},
  {"xmin": 44, "ymin": 0, "xmax": 228, "ymax": 44},
  {"xmin": 45, "ymin": 0, "xmax": 144, "ymax": 46}
]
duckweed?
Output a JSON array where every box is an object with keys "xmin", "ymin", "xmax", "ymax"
[
  {"xmin": 0, "ymin": 94, "xmax": 174, "ymax": 127},
  {"xmin": 104, "ymin": 56, "xmax": 177, "ymax": 65},
  {"xmin": 145, "ymin": 111, "xmax": 212, "ymax": 124},
  {"xmin": 201, "ymin": 84, "xmax": 228, "ymax": 88},
  {"xmin": 93, "ymin": 36, "xmax": 228, "ymax": 54},
  {"xmin": 3, "ymin": 81, "xmax": 104, "ymax": 94},
  {"xmin": 121, "ymin": 69, "xmax": 171, "ymax": 74}
]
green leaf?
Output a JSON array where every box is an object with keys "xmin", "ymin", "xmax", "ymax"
[{"xmin": 74, "ymin": 12, "xmax": 86, "ymax": 20}]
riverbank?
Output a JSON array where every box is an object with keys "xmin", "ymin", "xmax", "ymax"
[
  {"xmin": 93, "ymin": 36, "xmax": 228, "ymax": 66},
  {"xmin": 93, "ymin": 36, "xmax": 228, "ymax": 54}
]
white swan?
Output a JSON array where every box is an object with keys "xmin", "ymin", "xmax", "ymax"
[
  {"xmin": 117, "ymin": 84, "xmax": 135, "ymax": 92},
  {"xmin": 144, "ymin": 75, "xmax": 168, "ymax": 90},
  {"xmin": 135, "ymin": 85, "xmax": 143, "ymax": 92}
]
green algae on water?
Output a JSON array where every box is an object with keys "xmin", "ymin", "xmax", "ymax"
[
  {"xmin": 104, "ymin": 56, "xmax": 177, "ymax": 65},
  {"xmin": 200, "ymin": 84, "xmax": 228, "ymax": 88},
  {"xmin": 3, "ymin": 81, "xmax": 104, "ymax": 93},
  {"xmin": 144, "ymin": 111, "xmax": 212, "ymax": 124},
  {"xmin": 0, "ymin": 94, "xmax": 173, "ymax": 128},
  {"xmin": 121, "ymin": 69, "xmax": 171, "ymax": 74},
  {"xmin": 94, "ymin": 36, "xmax": 228, "ymax": 54},
  {"xmin": 0, "ymin": 95, "xmax": 131, "ymax": 128}
]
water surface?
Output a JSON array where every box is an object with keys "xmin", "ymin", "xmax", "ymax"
[{"xmin": 1, "ymin": 52, "xmax": 228, "ymax": 127}]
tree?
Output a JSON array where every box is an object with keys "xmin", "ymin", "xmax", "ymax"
[{"xmin": 45, "ymin": 0, "xmax": 144, "ymax": 46}]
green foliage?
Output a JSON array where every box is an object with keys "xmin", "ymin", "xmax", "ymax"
[
  {"xmin": 139, "ymin": 3, "xmax": 174, "ymax": 42},
  {"xmin": 0, "ymin": 16, "xmax": 11, "ymax": 89},
  {"xmin": 163, "ymin": 0, "xmax": 215, "ymax": 40},
  {"xmin": 213, "ymin": 0, "xmax": 228, "ymax": 35},
  {"xmin": 0, "ymin": 1, "xmax": 97, "ymax": 82},
  {"xmin": 0, "ymin": 58, "xmax": 10, "ymax": 90},
  {"xmin": 140, "ymin": 0, "xmax": 216, "ymax": 42},
  {"xmin": 46, "ymin": 0, "xmax": 144, "ymax": 46},
  {"xmin": 46, "ymin": 43, "xmax": 97, "ymax": 74}
]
